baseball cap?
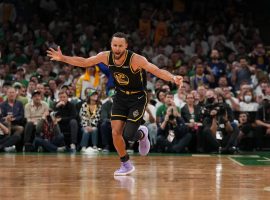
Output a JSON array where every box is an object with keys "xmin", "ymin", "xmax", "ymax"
[
  {"xmin": 87, "ymin": 89, "xmax": 98, "ymax": 97},
  {"xmin": 31, "ymin": 90, "xmax": 41, "ymax": 98}
]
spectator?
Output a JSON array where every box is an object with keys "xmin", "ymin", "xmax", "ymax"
[
  {"xmin": 76, "ymin": 66, "xmax": 101, "ymax": 100},
  {"xmin": 156, "ymin": 105, "xmax": 191, "ymax": 153},
  {"xmin": 79, "ymin": 89, "xmax": 101, "ymax": 153},
  {"xmin": 54, "ymin": 90, "xmax": 78, "ymax": 152},
  {"xmin": 0, "ymin": 87, "xmax": 24, "ymax": 152},
  {"xmin": 255, "ymin": 96, "xmax": 270, "ymax": 150},
  {"xmin": 24, "ymin": 90, "xmax": 49, "ymax": 152},
  {"xmin": 33, "ymin": 110, "xmax": 65, "ymax": 152}
]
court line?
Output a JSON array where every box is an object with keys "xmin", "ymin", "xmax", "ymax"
[{"xmin": 228, "ymin": 157, "xmax": 244, "ymax": 166}]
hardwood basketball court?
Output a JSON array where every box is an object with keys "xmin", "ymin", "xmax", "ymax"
[{"xmin": 0, "ymin": 152, "xmax": 269, "ymax": 200}]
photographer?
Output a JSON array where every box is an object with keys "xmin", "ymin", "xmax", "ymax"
[
  {"xmin": 200, "ymin": 90, "xmax": 238, "ymax": 153},
  {"xmin": 156, "ymin": 106, "xmax": 192, "ymax": 153},
  {"xmin": 33, "ymin": 110, "xmax": 65, "ymax": 152}
]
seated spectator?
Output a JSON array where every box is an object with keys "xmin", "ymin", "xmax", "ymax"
[
  {"xmin": 156, "ymin": 91, "xmax": 181, "ymax": 125},
  {"xmin": 24, "ymin": 90, "xmax": 49, "ymax": 152},
  {"xmin": 255, "ymin": 96, "xmax": 270, "ymax": 150},
  {"xmin": 0, "ymin": 87, "xmax": 24, "ymax": 151},
  {"xmin": 54, "ymin": 90, "xmax": 78, "ymax": 152},
  {"xmin": 79, "ymin": 89, "xmax": 101, "ymax": 153},
  {"xmin": 190, "ymin": 63, "xmax": 214, "ymax": 90},
  {"xmin": 181, "ymin": 93, "xmax": 201, "ymax": 152},
  {"xmin": 237, "ymin": 112, "xmax": 254, "ymax": 150},
  {"xmin": 156, "ymin": 106, "xmax": 192, "ymax": 153},
  {"xmin": 237, "ymin": 90, "xmax": 259, "ymax": 112},
  {"xmin": 231, "ymin": 57, "xmax": 253, "ymax": 91},
  {"xmin": 36, "ymin": 83, "xmax": 54, "ymax": 109},
  {"xmin": 33, "ymin": 110, "xmax": 65, "ymax": 152}
]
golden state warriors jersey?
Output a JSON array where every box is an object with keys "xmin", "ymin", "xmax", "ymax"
[{"xmin": 108, "ymin": 50, "xmax": 146, "ymax": 91}]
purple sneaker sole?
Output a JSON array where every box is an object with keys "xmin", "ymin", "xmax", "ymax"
[
  {"xmin": 114, "ymin": 161, "xmax": 135, "ymax": 176},
  {"xmin": 138, "ymin": 125, "xmax": 150, "ymax": 156}
]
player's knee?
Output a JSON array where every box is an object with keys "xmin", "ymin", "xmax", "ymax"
[
  {"xmin": 112, "ymin": 129, "xmax": 121, "ymax": 137},
  {"xmin": 123, "ymin": 122, "xmax": 140, "ymax": 141}
]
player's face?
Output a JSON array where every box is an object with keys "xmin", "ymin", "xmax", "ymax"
[{"xmin": 111, "ymin": 37, "xmax": 128, "ymax": 60}]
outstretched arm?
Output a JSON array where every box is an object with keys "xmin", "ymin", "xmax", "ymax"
[
  {"xmin": 132, "ymin": 54, "xmax": 183, "ymax": 86},
  {"xmin": 46, "ymin": 46, "xmax": 108, "ymax": 67}
]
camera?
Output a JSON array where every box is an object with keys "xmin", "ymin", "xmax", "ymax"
[
  {"xmin": 47, "ymin": 111, "xmax": 60, "ymax": 121},
  {"xmin": 50, "ymin": 111, "xmax": 60, "ymax": 118},
  {"xmin": 201, "ymin": 102, "xmax": 226, "ymax": 118}
]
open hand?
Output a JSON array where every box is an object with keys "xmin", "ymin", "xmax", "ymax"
[
  {"xmin": 47, "ymin": 46, "xmax": 63, "ymax": 61},
  {"xmin": 173, "ymin": 75, "xmax": 183, "ymax": 87}
]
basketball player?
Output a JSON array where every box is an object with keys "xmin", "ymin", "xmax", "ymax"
[{"xmin": 47, "ymin": 32, "xmax": 183, "ymax": 176}]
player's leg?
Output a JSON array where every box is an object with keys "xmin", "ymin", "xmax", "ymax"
[
  {"xmin": 111, "ymin": 120, "xmax": 126, "ymax": 158},
  {"xmin": 124, "ymin": 121, "xmax": 150, "ymax": 156},
  {"xmin": 125, "ymin": 91, "xmax": 150, "ymax": 156},
  {"xmin": 112, "ymin": 119, "xmax": 135, "ymax": 176}
]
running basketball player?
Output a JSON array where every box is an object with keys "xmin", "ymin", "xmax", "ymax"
[{"xmin": 47, "ymin": 32, "xmax": 183, "ymax": 176}]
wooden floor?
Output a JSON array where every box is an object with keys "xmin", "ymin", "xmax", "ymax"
[{"xmin": 0, "ymin": 153, "xmax": 270, "ymax": 200}]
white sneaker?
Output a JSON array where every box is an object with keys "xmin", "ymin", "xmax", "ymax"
[
  {"xmin": 57, "ymin": 146, "xmax": 66, "ymax": 152},
  {"xmin": 83, "ymin": 146, "xmax": 99, "ymax": 154},
  {"xmin": 4, "ymin": 145, "xmax": 16, "ymax": 153},
  {"xmin": 80, "ymin": 147, "xmax": 87, "ymax": 153}
]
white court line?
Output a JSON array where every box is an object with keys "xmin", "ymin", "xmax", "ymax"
[
  {"xmin": 258, "ymin": 157, "xmax": 270, "ymax": 162},
  {"xmin": 229, "ymin": 155, "xmax": 260, "ymax": 158},
  {"xmin": 191, "ymin": 154, "xmax": 211, "ymax": 157},
  {"xmin": 228, "ymin": 157, "xmax": 244, "ymax": 166}
]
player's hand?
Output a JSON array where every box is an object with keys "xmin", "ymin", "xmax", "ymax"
[
  {"xmin": 47, "ymin": 46, "xmax": 63, "ymax": 61},
  {"xmin": 173, "ymin": 75, "xmax": 183, "ymax": 87}
]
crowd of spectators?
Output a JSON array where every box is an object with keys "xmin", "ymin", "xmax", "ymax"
[{"xmin": 0, "ymin": 0, "xmax": 270, "ymax": 154}]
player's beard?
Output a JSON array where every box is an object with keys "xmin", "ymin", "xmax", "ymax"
[{"xmin": 114, "ymin": 50, "xmax": 126, "ymax": 60}]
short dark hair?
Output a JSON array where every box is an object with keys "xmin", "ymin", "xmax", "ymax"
[{"xmin": 111, "ymin": 32, "xmax": 128, "ymax": 43}]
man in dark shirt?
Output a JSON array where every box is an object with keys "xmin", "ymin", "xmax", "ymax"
[
  {"xmin": 0, "ymin": 87, "xmax": 24, "ymax": 151},
  {"xmin": 54, "ymin": 90, "xmax": 78, "ymax": 152},
  {"xmin": 255, "ymin": 96, "xmax": 270, "ymax": 149}
]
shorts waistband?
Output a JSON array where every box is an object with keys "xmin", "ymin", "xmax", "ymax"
[{"xmin": 117, "ymin": 89, "xmax": 144, "ymax": 95}]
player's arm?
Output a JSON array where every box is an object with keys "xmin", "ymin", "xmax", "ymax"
[
  {"xmin": 132, "ymin": 54, "xmax": 183, "ymax": 86},
  {"xmin": 47, "ymin": 46, "xmax": 108, "ymax": 67}
]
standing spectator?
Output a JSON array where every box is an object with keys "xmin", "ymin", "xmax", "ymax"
[
  {"xmin": 231, "ymin": 57, "xmax": 253, "ymax": 91},
  {"xmin": 208, "ymin": 49, "xmax": 226, "ymax": 87}
]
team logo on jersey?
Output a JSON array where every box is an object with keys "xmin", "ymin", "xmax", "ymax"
[
  {"xmin": 114, "ymin": 72, "xmax": 129, "ymax": 85},
  {"xmin": 133, "ymin": 110, "xmax": 139, "ymax": 118}
]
